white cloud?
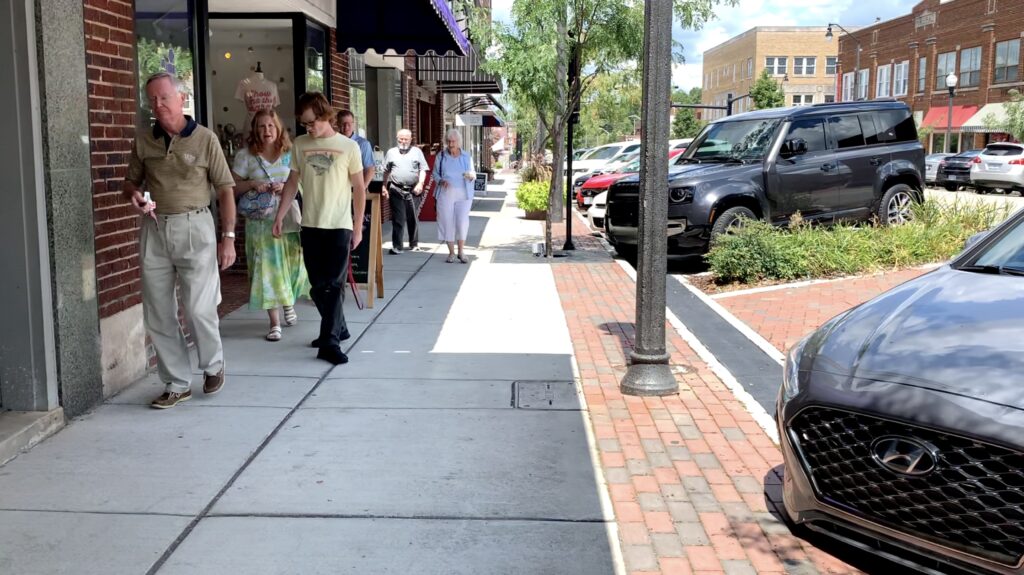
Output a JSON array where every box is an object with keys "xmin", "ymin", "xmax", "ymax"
[{"xmin": 491, "ymin": 0, "xmax": 514, "ymax": 24}]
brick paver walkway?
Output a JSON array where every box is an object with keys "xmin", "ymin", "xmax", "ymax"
[
  {"xmin": 714, "ymin": 268, "xmax": 931, "ymax": 354},
  {"xmin": 552, "ymin": 218, "xmax": 859, "ymax": 575}
]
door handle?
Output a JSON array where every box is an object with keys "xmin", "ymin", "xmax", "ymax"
[
  {"xmin": 869, "ymin": 157, "xmax": 883, "ymax": 166},
  {"xmin": 820, "ymin": 163, "xmax": 836, "ymax": 172}
]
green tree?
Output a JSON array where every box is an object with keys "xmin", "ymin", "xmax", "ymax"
[
  {"xmin": 984, "ymin": 89, "xmax": 1024, "ymax": 142},
  {"xmin": 749, "ymin": 69, "xmax": 784, "ymax": 110},
  {"xmin": 671, "ymin": 87, "xmax": 703, "ymax": 139}
]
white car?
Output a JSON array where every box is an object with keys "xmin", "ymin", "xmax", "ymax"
[
  {"xmin": 669, "ymin": 138, "xmax": 693, "ymax": 150},
  {"xmin": 587, "ymin": 190, "xmax": 607, "ymax": 232},
  {"xmin": 970, "ymin": 142, "xmax": 1024, "ymax": 194},
  {"xmin": 567, "ymin": 141, "xmax": 641, "ymax": 179},
  {"xmin": 572, "ymin": 151, "xmax": 639, "ymax": 192}
]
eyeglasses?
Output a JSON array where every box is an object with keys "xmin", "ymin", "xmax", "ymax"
[{"xmin": 299, "ymin": 118, "xmax": 317, "ymax": 129}]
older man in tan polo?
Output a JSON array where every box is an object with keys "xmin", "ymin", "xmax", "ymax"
[{"xmin": 123, "ymin": 72, "xmax": 237, "ymax": 409}]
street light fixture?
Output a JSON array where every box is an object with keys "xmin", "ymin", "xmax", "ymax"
[
  {"xmin": 826, "ymin": 22, "xmax": 860, "ymax": 101},
  {"xmin": 628, "ymin": 114, "xmax": 641, "ymax": 138},
  {"xmin": 945, "ymin": 72, "xmax": 958, "ymax": 154}
]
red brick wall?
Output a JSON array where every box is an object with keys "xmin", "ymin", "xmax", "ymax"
[
  {"xmin": 84, "ymin": 0, "xmax": 140, "ymax": 319},
  {"xmin": 329, "ymin": 29, "xmax": 350, "ymax": 111}
]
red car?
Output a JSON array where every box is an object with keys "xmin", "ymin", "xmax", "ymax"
[{"xmin": 576, "ymin": 149, "xmax": 684, "ymax": 208}]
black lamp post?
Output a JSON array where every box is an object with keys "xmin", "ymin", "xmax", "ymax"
[
  {"xmin": 826, "ymin": 23, "xmax": 860, "ymax": 100},
  {"xmin": 563, "ymin": 43, "xmax": 580, "ymax": 252},
  {"xmin": 945, "ymin": 72, "xmax": 958, "ymax": 154}
]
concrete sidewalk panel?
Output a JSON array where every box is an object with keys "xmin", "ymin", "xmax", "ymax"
[
  {"xmin": 0, "ymin": 510, "xmax": 189, "ymax": 575},
  {"xmin": 0, "ymin": 404, "xmax": 287, "ymax": 514},
  {"xmin": 303, "ymin": 378, "xmax": 512, "ymax": 409},
  {"xmin": 373, "ymin": 289, "xmax": 463, "ymax": 324},
  {"xmin": 209, "ymin": 319, "xmax": 368, "ymax": 377},
  {"xmin": 326, "ymin": 352, "xmax": 574, "ymax": 381},
  {"xmin": 161, "ymin": 516, "xmax": 614, "ymax": 575},
  {"xmin": 110, "ymin": 373, "xmax": 319, "ymax": 409},
  {"xmin": 213, "ymin": 408, "xmax": 604, "ymax": 520}
]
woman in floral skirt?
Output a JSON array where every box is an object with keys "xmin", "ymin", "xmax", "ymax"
[{"xmin": 232, "ymin": 110, "xmax": 309, "ymax": 341}]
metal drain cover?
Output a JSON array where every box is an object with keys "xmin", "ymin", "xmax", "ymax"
[{"xmin": 513, "ymin": 381, "xmax": 579, "ymax": 410}]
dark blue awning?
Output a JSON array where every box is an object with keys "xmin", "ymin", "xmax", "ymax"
[{"xmin": 338, "ymin": 0, "xmax": 470, "ymax": 56}]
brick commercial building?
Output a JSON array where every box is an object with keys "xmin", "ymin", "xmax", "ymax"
[
  {"xmin": 835, "ymin": 0, "xmax": 1023, "ymax": 153},
  {"xmin": 1, "ymin": 0, "xmax": 501, "ymax": 443},
  {"xmin": 702, "ymin": 27, "xmax": 839, "ymax": 120}
]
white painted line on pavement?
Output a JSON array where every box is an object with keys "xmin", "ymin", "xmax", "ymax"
[
  {"xmin": 615, "ymin": 259, "xmax": 780, "ymax": 445},
  {"xmin": 673, "ymin": 276, "xmax": 786, "ymax": 365}
]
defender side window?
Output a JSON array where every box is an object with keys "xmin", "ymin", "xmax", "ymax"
[
  {"xmin": 786, "ymin": 118, "xmax": 828, "ymax": 154},
  {"xmin": 829, "ymin": 115, "xmax": 866, "ymax": 149},
  {"xmin": 860, "ymin": 114, "xmax": 883, "ymax": 145},
  {"xmin": 873, "ymin": 109, "xmax": 917, "ymax": 143}
]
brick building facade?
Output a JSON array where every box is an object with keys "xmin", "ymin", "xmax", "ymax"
[{"xmin": 836, "ymin": 0, "xmax": 1023, "ymax": 152}]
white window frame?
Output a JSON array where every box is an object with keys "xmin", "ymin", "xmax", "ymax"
[
  {"xmin": 917, "ymin": 56, "xmax": 927, "ymax": 93},
  {"xmin": 893, "ymin": 60, "xmax": 909, "ymax": 97},
  {"xmin": 765, "ymin": 56, "xmax": 787, "ymax": 76},
  {"xmin": 876, "ymin": 64, "xmax": 891, "ymax": 98},
  {"xmin": 842, "ymin": 71, "xmax": 855, "ymax": 101},
  {"xmin": 826, "ymin": 57, "xmax": 837, "ymax": 75},
  {"xmin": 792, "ymin": 94, "xmax": 813, "ymax": 106},
  {"xmin": 857, "ymin": 69, "xmax": 869, "ymax": 100},
  {"xmin": 794, "ymin": 57, "xmax": 816, "ymax": 76}
]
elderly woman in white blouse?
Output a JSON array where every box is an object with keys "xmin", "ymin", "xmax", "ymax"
[{"xmin": 434, "ymin": 129, "xmax": 475, "ymax": 263}]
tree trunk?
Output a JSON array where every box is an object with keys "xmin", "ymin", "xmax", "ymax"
[{"xmin": 546, "ymin": 0, "xmax": 568, "ymax": 257}]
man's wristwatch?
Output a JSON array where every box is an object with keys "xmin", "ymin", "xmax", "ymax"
[{"xmin": 222, "ymin": 232, "xmax": 236, "ymax": 240}]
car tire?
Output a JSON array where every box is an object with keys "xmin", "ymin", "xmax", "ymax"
[
  {"xmin": 710, "ymin": 206, "xmax": 757, "ymax": 242},
  {"xmin": 613, "ymin": 244, "xmax": 637, "ymax": 261},
  {"xmin": 977, "ymin": 187, "xmax": 990, "ymax": 195},
  {"xmin": 944, "ymin": 183, "xmax": 959, "ymax": 192},
  {"xmin": 878, "ymin": 184, "xmax": 916, "ymax": 226}
]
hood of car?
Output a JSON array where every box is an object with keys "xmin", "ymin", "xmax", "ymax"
[
  {"xmin": 583, "ymin": 172, "xmax": 631, "ymax": 189},
  {"xmin": 614, "ymin": 163, "xmax": 753, "ymax": 186},
  {"xmin": 809, "ymin": 266, "xmax": 1024, "ymax": 410}
]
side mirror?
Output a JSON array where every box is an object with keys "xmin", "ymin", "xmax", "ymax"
[{"xmin": 964, "ymin": 230, "xmax": 988, "ymax": 251}]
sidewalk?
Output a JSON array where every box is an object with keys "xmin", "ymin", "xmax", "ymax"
[{"xmin": 0, "ymin": 179, "xmax": 613, "ymax": 574}]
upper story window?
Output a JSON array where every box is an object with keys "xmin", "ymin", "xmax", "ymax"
[
  {"xmin": 959, "ymin": 46, "xmax": 982, "ymax": 87},
  {"xmin": 917, "ymin": 56, "xmax": 927, "ymax": 93},
  {"xmin": 857, "ymin": 69, "xmax": 869, "ymax": 100},
  {"xmin": 894, "ymin": 61, "xmax": 909, "ymax": 97},
  {"xmin": 995, "ymin": 38, "xmax": 1020, "ymax": 84},
  {"xmin": 842, "ymin": 71, "xmax": 855, "ymax": 101},
  {"xmin": 746, "ymin": 57, "xmax": 753, "ymax": 78},
  {"xmin": 826, "ymin": 56, "xmax": 837, "ymax": 75},
  {"xmin": 765, "ymin": 56, "xmax": 787, "ymax": 76},
  {"xmin": 793, "ymin": 57, "xmax": 816, "ymax": 75},
  {"xmin": 935, "ymin": 51, "xmax": 956, "ymax": 90},
  {"xmin": 876, "ymin": 64, "xmax": 892, "ymax": 98}
]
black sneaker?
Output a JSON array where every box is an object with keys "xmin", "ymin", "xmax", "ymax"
[
  {"xmin": 311, "ymin": 331, "xmax": 350, "ymax": 348},
  {"xmin": 316, "ymin": 347, "xmax": 349, "ymax": 365}
]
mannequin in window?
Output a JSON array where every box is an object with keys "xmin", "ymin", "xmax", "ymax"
[{"xmin": 235, "ymin": 62, "xmax": 280, "ymax": 136}]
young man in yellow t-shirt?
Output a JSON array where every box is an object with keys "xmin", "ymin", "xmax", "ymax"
[{"xmin": 273, "ymin": 92, "xmax": 366, "ymax": 365}]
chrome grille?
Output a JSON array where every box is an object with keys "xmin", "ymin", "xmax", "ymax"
[{"xmin": 790, "ymin": 407, "xmax": 1024, "ymax": 566}]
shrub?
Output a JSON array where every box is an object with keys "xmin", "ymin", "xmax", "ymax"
[
  {"xmin": 515, "ymin": 181, "xmax": 550, "ymax": 213},
  {"xmin": 494, "ymin": 161, "xmax": 503, "ymax": 169},
  {"xmin": 519, "ymin": 159, "xmax": 552, "ymax": 183},
  {"xmin": 706, "ymin": 199, "xmax": 1012, "ymax": 284}
]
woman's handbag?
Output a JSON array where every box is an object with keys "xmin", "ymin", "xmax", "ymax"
[
  {"xmin": 238, "ymin": 188, "xmax": 278, "ymax": 220},
  {"xmin": 248, "ymin": 152, "xmax": 302, "ymax": 232}
]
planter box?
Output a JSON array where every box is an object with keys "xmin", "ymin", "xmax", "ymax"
[{"xmin": 524, "ymin": 209, "xmax": 547, "ymax": 220}]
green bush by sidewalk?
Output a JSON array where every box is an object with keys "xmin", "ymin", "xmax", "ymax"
[
  {"xmin": 706, "ymin": 199, "xmax": 1012, "ymax": 284},
  {"xmin": 515, "ymin": 181, "xmax": 550, "ymax": 213}
]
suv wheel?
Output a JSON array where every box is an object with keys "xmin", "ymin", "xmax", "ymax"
[
  {"xmin": 613, "ymin": 244, "xmax": 637, "ymax": 260},
  {"xmin": 879, "ymin": 184, "xmax": 916, "ymax": 226},
  {"xmin": 944, "ymin": 183, "xmax": 959, "ymax": 192},
  {"xmin": 711, "ymin": 206, "xmax": 757, "ymax": 241}
]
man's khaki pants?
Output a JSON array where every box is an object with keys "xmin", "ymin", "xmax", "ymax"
[{"xmin": 140, "ymin": 208, "xmax": 224, "ymax": 393}]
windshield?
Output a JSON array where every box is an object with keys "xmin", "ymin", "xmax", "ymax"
[
  {"xmin": 964, "ymin": 214, "xmax": 1024, "ymax": 272},
  {"xmin": 585, "ymin": 146, "xmax": 622, "ymax": 160},
  {"xmin": 684, "ymin": 119, "xmax": 781, "ymax": 161}
]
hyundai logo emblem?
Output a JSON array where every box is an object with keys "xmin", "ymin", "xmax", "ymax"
[{"xmin": 871, "ymin": 436, "xmax": 939, "ymax": 476}]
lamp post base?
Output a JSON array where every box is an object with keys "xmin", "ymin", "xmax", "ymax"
[{"xmin": 620, "ymin": 352, "xmax": 676, "ymax": 396}]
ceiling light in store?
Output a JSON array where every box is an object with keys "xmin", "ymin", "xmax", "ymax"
[{"xmin": 224, "ymin": 52, "xmax": 232, "ymax": 60}]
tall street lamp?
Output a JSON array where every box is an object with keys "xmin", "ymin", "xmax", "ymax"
[
  {"xmin": 628, "ymin": 114, "xmax": 641, "ymax": 138},
  {"xmin": 620, "ymin": 0, "xmax": 676, "ymax": 396},
  {"xmin": 945, "ymin": 72, "xmax": 958, "ymax": 153},
  {"xmin": 826, "ymin": 23, "xmax": 860, "ymax": 101}
]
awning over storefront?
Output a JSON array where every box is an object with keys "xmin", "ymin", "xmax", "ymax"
[
  {"xmin": 417, "ymin": 45, "xmax": 501, "ymax": 94},
  {"xmin": 921, "ymin": 105, "xmax": 979, "ymax": 131},
  {"xmin": 961, "ymin": 103, "xmax": 1009, "ymax": 133},
  {"xmin": 338, "ymin": 0, "xmax": 470, "ymax": 56},
  {"xmin": 456, "ymin": 111, "xmax": 504, "ymax": 127}
]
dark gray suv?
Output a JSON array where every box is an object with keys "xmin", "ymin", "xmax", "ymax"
[{"xmin": 605, "ymin": 101, "xmax": 926, "ymax": 257}]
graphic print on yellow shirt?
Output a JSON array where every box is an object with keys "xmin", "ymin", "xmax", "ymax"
[{"xmin": 291, "ymin": 134, "xmax": 362, "ymax": 230}]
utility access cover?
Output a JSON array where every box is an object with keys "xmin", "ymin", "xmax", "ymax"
[{"xmin": 513, "ymin": 381, "xmax": 580, "ymax": 410}]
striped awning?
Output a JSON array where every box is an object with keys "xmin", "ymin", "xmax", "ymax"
[
  {"xmin": 417, "ymin": 45, "xmax": 501, "ymax": 94},
  {"xmin": 961, "ymin": 103, "xmax": 1010, "ymax": 133}
]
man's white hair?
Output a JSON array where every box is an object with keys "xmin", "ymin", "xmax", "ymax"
[
  {"xmin": 145, "ymin": 72, "xmax": 188, "ymax": 94},
  {"xmin": 397, "ymin": 128, "xmax": 412, "ymax": 138},
  {"xmin": 445, "ymin": 128, "xmax": 463, "ymax": 149}
]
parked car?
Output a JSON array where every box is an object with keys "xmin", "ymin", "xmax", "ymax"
[
  {"xmin": 573, "ymin": 151, "xmax": 640, "ymax": 194},
  {"xmin": 936, "ymin": 149, "xmax": 982, "ymax": 191},
  {"xmin": 924, "ymin": 152, "xmax": 952, "ymax": 185},
  {"xmin": 971, "ymin": 142, "xmax": 1024, "ymax": 195},
  {"xmin": 576, "ymin": 149, "xmax": 684, "ymax": 208},
  {"xmin": 604, "ymin": 101, "xmax": 926, "ymax": 258},
  {"xmin": 587, "ymin": 190, "xmax": 607, "ymax": 231},
  {"xmin": 669, "ymin": 138, "xmax": 693, "ymax": 150},
  {"xmin": 778, "ymin": 205, "xmax": 1024, "ymax": 575},
  {"xmin": 567, "ymin": 141, "xmax": 641, "ymax": 179}
]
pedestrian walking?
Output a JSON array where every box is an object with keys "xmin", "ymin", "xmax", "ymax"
[
  {"xmin": 337, "ymin": 109, "xmax": 377, "ymax": 188},
  {"xmin": 382, "ymin": 129, "xmax": 428, "ymax": 254},
  {"xmin": 124, "ymin": 72, "xmax": 236, "ymax": 409},
  {"xmin": 434, "ymin": 129, "xmax": 476, "ymax": 264},
  {"xmin": 232, "ymin": 110, "xmax": 310, "ymax": 342},
  {"xmin": 273, "ymin": 92, "xmax": 366, "ymax": 365}
]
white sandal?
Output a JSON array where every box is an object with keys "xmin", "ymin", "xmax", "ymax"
[
  {"xmin": 283, "ymin": 306, "xmax": 298, "ymax": 326},
  {"xmin": 266, "ymin": 325, "xmax": 282, "ymax": 342}
]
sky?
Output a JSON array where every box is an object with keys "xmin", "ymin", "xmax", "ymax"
[{"xmin": 490, "ymin": 0, "xmax": 921, "ymax": 90}]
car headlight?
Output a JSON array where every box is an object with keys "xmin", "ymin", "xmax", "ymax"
[
  {"xmin": 781, "ymin": 335, "xmax": 810, "ymax": 403},
  {"xmin": 669, "ymin": 186, "xmax": 694, "ymax": 204}
]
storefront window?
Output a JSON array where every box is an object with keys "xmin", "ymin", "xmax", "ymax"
[
  {"xmin": 305, "ymin": 23, "xmax": 327, "ymax": 95},
  {"xmin": 349, "ymin": 52, "xmax": 368, "ymax": 138},
  {"xmin": 135, "ymin": 0, "xmax": 197, "ymax": 125}
]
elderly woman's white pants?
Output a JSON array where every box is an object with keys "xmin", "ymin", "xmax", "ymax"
[{"xmin": 436, "ymin": 192, "xmax": 472, "ymax": 242}]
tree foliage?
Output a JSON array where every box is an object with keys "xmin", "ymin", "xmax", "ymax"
[
  {"xmin": 750, "ymin": 69, "xmax": 785, "ymax": 110},
  {"xmin": 984, "ymin": 89, "xmax": 1024, "ymax": 143},
  {"xmin": 671, "ymin": 87, "xmax": 703, "ymax": 139}
]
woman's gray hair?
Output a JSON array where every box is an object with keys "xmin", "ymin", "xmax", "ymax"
[
  {"xmin": 445, "ymin": 128, "xmax": 463, "ymax": 149},
  {"xmin": 145, "ymin": 72, "xmax": 188, "ymax": 94}
]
